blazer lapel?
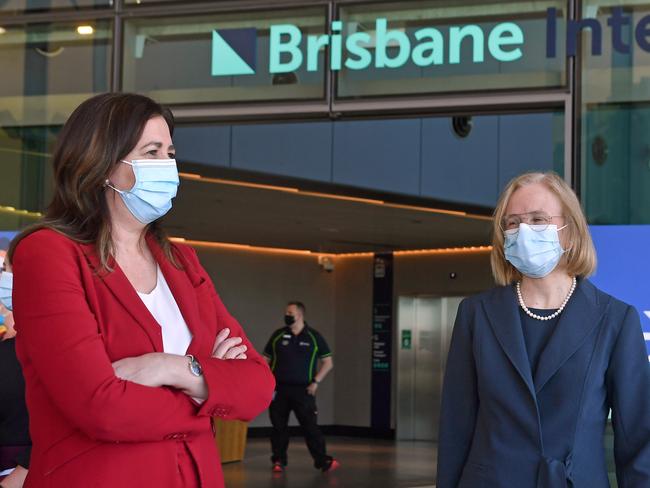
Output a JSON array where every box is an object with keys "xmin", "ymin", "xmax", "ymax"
[
  {"xmin": 147, "ymin": 236, "xmax": 208, "ymax": 357},
  {"xmin": 80, "ymin": 242, "xmax": 164, "ymax": 352},
  {"xmin": 533, "ymin": 279, "xmax": 606, "ymax": 393},
  {"xmin": 482, "ymin": 285, "xmax": 536, "ymax": 400}
]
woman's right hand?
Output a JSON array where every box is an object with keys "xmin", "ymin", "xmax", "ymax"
[{"xmin": 212, "ymin": 328, "xmax": 247, "ymax": 360}]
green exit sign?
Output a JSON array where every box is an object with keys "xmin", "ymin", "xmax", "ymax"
[{"xmin": 401, "ymin": 330, "xmax": 412, "ymax": 350}]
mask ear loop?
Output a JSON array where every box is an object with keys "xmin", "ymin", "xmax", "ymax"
[
  {"xmin": 104, "ymin": 178, "xmax": 124, "ymax": 195},
  {"xmin": 104, "ymin": 159, "xmax": 133, "ymax": 193},
  {"xmin": 556, "ymin": 224, "xmax": 573, "ymax": 254}
]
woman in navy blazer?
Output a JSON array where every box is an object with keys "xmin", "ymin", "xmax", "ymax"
[{"xmin": 437, "ymin": 172, "xmax": 649, "ymax": 488}]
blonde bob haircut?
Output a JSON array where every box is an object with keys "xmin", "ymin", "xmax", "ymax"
[{"xmin": 491, "ymin": 172, "xmax": 597, "ymax": 286}]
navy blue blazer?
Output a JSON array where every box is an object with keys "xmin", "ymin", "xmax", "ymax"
[{"xmin": 437, "ymin": 279, "xmax": 649, "ymax": 488}]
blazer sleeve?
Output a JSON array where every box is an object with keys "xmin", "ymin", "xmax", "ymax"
[
  {"xmin": 12, "ymin": 231, "xmax": 208, "ymax": 443},
  {"xmin": 436, "ymin": 298, "xmax": 479, "ymax": 488},
  {"xmin": 184, "ymin": 247, "xmax": 275, "ymax": 422},
  {"xmin": 606, "ymin": 305, "xmax": 650, "ymax": 488}
]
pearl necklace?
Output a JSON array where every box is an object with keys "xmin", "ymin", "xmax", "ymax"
[{"xmin": 516, "ymin": 277, "xmax": 577, "ymax": 321}]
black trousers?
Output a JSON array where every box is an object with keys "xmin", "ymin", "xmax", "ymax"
[{"xmin": 269, "ymin": 385, "xmax": 330, "ymax": 468}]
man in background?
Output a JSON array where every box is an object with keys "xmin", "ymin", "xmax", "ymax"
[{"xmin": 263, "ymin": 301, "xmax": 338, "ymax": 473}]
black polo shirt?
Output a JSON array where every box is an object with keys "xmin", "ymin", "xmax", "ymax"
[{"xmin": 263, "ymin": 324, "xmax": 332, "ymax": 386}]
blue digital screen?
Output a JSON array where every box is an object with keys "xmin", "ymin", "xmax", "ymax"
[{"xmin": 590, "ymin": 226, "xmax": 650, "ymax": 359}]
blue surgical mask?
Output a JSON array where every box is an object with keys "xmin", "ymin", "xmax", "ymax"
[
  {"xmin": 0, "ymin": 271, "xmax": 13, "ymax": 311},
  {"xmin": 504, "ymin": 224, "xmax": 567, "ymax": 279},
  {"xmin": 107, "ymin": 159, "xmax": 179, "ymax": 224}
]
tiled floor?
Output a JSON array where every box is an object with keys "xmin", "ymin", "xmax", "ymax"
[{"xmin": 222, "ymin": 437, "xmax": 437, "ymax": 488}]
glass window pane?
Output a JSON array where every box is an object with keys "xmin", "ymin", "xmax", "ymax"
[
  {"xmin": 337, "ymin": 0, "xmax": 568, "ymax": 98},
  {"xmin": 122, "ymin": 8, "xmax": 327, "ymax": 105},
  {"xmin": 124, "ymin": 0, "xmax": 202, "ymax": 3},
  {"xmin": 0, "ymin": 20, "xmax": 112, "ymax": 126},
  {"xmin": 581, "ymin": 1, "xmax": 650, "ymax": 224},
  {"xmin": 0, "ymin": 0, "xmax": 111, "ymax": 15},
  {"xmin": 0, "ymin": 125, "xmax": 57, "ymax": 231},
  {"xmin": 0, "ymin": 20, "xmax": 110, "ymax": 229}
]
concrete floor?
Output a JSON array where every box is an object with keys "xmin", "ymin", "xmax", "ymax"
[{"xmin": 222, "ymin": 437, "xmax": 437, "ymax": 488}]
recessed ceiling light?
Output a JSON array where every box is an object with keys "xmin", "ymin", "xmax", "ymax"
[{"xmin": 77, "ymin": 25, "xmax": 94, "ymax": 35}]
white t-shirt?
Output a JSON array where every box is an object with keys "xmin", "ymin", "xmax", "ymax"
[{"xmin": 137, "ymin": 266, "xmax": 193, "ymax": 355}]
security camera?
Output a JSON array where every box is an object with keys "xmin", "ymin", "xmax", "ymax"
[
  {"xmin": 452, "ymin": 116, "xmax": 473, "ymax": 138},
  {"xmin": 318, "ymin": 256, "xmax": 335, "ymax": 273}
]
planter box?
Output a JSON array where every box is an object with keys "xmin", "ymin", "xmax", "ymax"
[{"xmin": 213, "ymin": 418, "xmax": 249, "ymax": 464}]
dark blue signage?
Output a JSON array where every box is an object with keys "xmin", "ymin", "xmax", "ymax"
[
  {"xmin": 371, "ymin": 253, "xmax": 393, "ymax": 434},
  {"xmin": 590, "ymin": 226, "xmax": 650, "ymax": 359},
  {"xmin": 547, "ymin": 7, "xmax": 650, "ymax": 57}
]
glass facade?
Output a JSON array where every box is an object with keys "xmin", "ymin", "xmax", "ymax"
[
  {"xmin": 0, "ymin": 0, "xmax": 647, "ymax": 229},
  {"xmin": 337, "ymin": 0, "xmax": 568, "ymax": 98},
  {"xmin": 0, "ymin": 0, "xmax": 111, "ymax": 15},
  {"xmin": 122, "ymin": 8, "xmax": 327, "ymax": 104},
  {"xmin": 581, "ymin": 0, "xmax": 650, "ymax": 224},
  {"xmin": 0, "ymin": 18, "xmax": 111, "ymax": 230}
]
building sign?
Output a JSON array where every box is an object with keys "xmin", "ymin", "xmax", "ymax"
[
  {"xmin": 212, "ymin": 8, "xmax": 650, "ymax": 77},
  {"xmin": 590, "ymin": 226, "xmax": 650, "ymax": 360},
  {"xmin": 548, "ymin": 7, "xmax": 650, "ymax": 57},
  {"xmin": 212, "ymin": 18, "xmax": 524, "ymax": 77},
  {"xmin": 266, "ymin": 20, "xmax": 524, "ymax": 74}
]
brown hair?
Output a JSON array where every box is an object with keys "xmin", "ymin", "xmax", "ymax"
[
  {"xmin": 491, "ymin": 172, "xmax": 597, "ymax": 286},
  {"xmin": 8, "ymin": 93, "xmax": 178, "ymax": 270},
  {"xmin": 287, "ymin": 301, "xmax": 306, "ymax": 316}
]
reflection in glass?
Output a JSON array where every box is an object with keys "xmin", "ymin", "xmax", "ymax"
[
  {"xmin": 581, "ymin": 2, "xmax": 650, "ymax": 224},
  {"xmin": 0, "ymin": 0, "xmax": 111, "ymax": 14},
  {"xmin": 122, "ymin": 8, "xmax": 326, "ymax": 105},
  {"xmin": 0, "ymin": 19, "xmax": 110, "ymax": 230},
  {"xmin": 337, "ymin": 0, "xmax": 568, "ymax": 98}
]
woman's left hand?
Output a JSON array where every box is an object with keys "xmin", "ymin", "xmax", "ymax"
[
  {"xmin": 112, "ymin": 352, "xmax": 167, "ymax": 387},
  {"xmin": 0, "ymin": 464, "xmax": 28, "ymax": 488}
]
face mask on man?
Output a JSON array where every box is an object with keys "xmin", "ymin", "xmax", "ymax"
[
  {"xmin": 284, "ymin": 314, "xmax": 296, "ymax": 326},
  {"xmin": 504, "ymin": 224, "xmax": 568, "ymax": 279},
  {"xmin": 0, "ymin": 270, "xmax": 13, "ymax": 311},
  {"xmin": 106, "ymin": 159, "xmax": 179, "ymax": 224}
]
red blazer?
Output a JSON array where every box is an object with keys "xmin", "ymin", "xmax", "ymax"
[{"xmin": 11, "ymin": 229, "xmax": 275, "ymax": 487}]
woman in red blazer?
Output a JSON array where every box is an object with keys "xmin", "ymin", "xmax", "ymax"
[{"xmin": 7, "ymin": 93, "xmax": 275, "ymax": 487}]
